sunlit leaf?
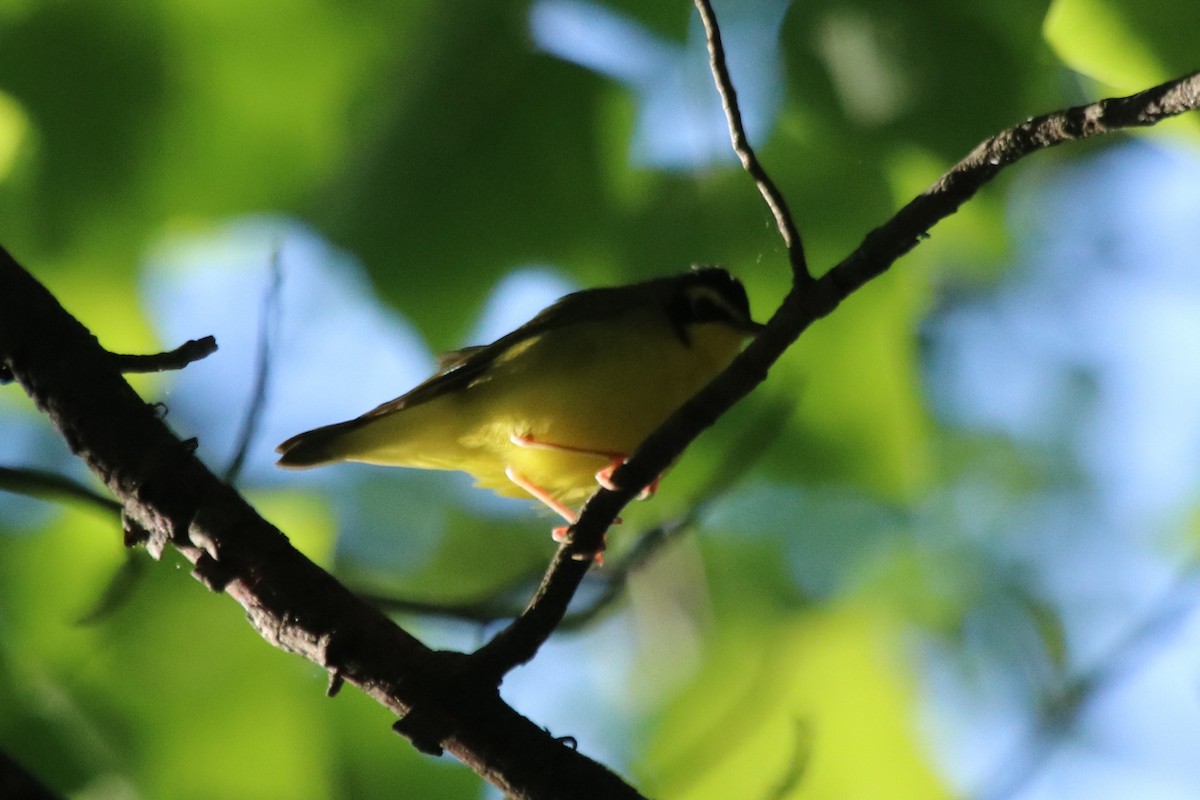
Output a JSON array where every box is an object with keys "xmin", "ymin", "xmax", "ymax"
[{"xmin": 641, "ymin": 601, "xmax": 951, "ymax": 799}]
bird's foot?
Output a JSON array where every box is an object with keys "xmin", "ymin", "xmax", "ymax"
[
  {"xmin": 552, "ymin": 525, "xmax": 607, "ymax": 565},
  {"xmin": 595, "ymin": 460, "xmax": 659, "ymax": 500}
]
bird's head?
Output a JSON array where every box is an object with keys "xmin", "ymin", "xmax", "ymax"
[{"xmin": 666, "ymin": 266, "xmax": 765, "ymax": 345}]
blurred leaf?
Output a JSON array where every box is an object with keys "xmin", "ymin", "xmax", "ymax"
[
  {"xmin": 1044, "ymin": 0, "xmax": 1165, "ymax": 90},
  {"xmin": 640, "ymin": 601, "xmax": 951, "ymax": 799},
  {"xmin": 1044, "ymin": 0, "xmax": 1200, "ymax": 138},
  {"xmin": 764, "ymin": 264, "xmax": 933, "ymax": 500},
  {"xmin": 1024, "ymin": 590, "xmax": 1070, "ymax": 674},
  {"xmin": 0, "ymin": 88, "xmax": 29, "ymax": 181}
]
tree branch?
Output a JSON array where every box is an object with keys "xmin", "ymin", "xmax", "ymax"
[
  {"xmin": 223, "ymin": 248, "xmax": 282, "ymax": 483},
  {"xmin": 472, "ymin": 65, "xmax": 1200, "ymax": 676},
  {"xmin": 827, "ymin": 71, "xmax": 1200, "ymax": 299},
  {"xmin": 0, "ymin": 335, "xmax": 215, "ymax": 384},
  {"xmin": 0, "ymin": 245, "xmax": 646, "ymax": 800},
  {"xmin": 112, "ymin": 336, "xmax": 218, "ymax": 374},
  {"xmin": 3, "ymin": 0, "xmax": 1198, "ymax": 791}
]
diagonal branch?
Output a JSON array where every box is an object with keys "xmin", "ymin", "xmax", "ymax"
[
  {"xmin": 472, "ymin": 64, "xmax": 1200, "ymax": 676},
  {"xmin": 826, "ymin": 71, "xmax": 1200, "ymax": 298},
  {"xmin": 368, "ymin": 400, "xmax": 786, "ymax": 632}
]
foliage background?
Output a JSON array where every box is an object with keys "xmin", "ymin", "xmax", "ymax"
[{"xmin": 2, "ymin": 0, "xmax": 1199, "ymax": 797}]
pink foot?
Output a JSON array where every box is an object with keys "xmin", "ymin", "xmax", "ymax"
[
  {"xmin": 555, "ymin": 530, "xmax": 606, "ymax": 564},
  {"xmin": 596, "ymin": 460, "xmax": 660, "ymax": 500}
]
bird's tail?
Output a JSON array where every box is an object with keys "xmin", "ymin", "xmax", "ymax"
[{"xmin": 275, "ymin": 419, "xmax": 367, "ymax": 469}]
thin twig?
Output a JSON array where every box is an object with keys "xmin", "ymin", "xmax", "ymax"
[
  {"xmin": 359, "ymin": 570, "xmax": 543, "ymax": 625},
  {"xmin": 0, "ymin": 465, "xmax": 121, "ymax": 513},
  {"xmin": 361, "ymin": 516, "xmax": 701, "ymax": 629},
  {"xmin": 363, "ymin": 519, "xmax": 692, "ymax": 631},
  {"xmin": 765, "ymin": 721, "xmax": 814, "ymax": 800},
  {"xmin": 225, "ymin": 247, "xmax": 283, "ymax": 482},
  {"xmin": 1, "ymin": 325, "xmax": 214, "ymax": 389},
  {"xmin": 694, "ymin": 0, "xmax": 810, "ymax": 285},
  {"xmin": 111, "ymin": 336, "xmax": 218, "ymax": 374},
  {"xmin": 560, "ymin": 399, "xmax": 789, "ymax": 630},
  {"xmin": 0, "ymin": 466, "xmax": 154, "ymax": 624},
  {"xmin": 75, "ymin": 554, "xmax": 150, "ymax": 625}
]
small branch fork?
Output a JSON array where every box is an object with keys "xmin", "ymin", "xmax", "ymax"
[
  {"xmin": 1, "ymin": 0, "xmax": 1198, "ymax": 794},
  {"xmin": 693, "ymin": 0, "xmax": 811, "ymax": 285},
  {"xmin": 0, "ymin": 336, "xmax": 215, "ymax": 515},
  {"xmin": 472, "ymin": 0, "xmax": 1200, "ymax": 677}
]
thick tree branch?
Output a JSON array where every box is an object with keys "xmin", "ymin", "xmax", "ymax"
[
  {"xmin": 473, "ymin": 66, "xmax": 1200, "ymax": 675},
  {"xmin": 0, "ymin": 246, "xmax": 645, "ymax": 800}
]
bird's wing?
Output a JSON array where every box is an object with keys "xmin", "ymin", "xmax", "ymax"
[
  {"xmin": 276, "ymin": 278, "xmax": 667, "ymax": 467},
  {"xmin": 353, "ymin": 285, "xmax": 632, "ymax": 420},
  {"xmin": 434, "ymin": 345, "xmax": 486, "ymax": 369}
]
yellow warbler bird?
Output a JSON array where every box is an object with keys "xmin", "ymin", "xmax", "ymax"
[{"xmin": 276, "ymin": 267, "xmax": 763, "ymax": 542}]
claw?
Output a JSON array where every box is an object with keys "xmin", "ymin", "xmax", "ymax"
[
  {"xmin": 639, "ymin": 476, "xmax": 660, "ymax": 500},
  {"xmin": 595, "ymin": 461, "xmax": 621, "ymax": 491},
  {"xmin": 558, "ymin": 530, "xmax": 605, "ymax": 566},
  {"xmin": 577, "ymin": 547, "xmax": 605, "ymax": 567},
  {"xmin": 596, "ymin": 460, "xmax": 659, "ymax": 500},
  {"xmin": 509, "ymin": 433, "xmax": 660, "ymax": 500}
]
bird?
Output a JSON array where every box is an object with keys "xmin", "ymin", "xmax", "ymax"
[{"xmin": 276, "ymin": 266, "xmax": 764, "ymax": 549}]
